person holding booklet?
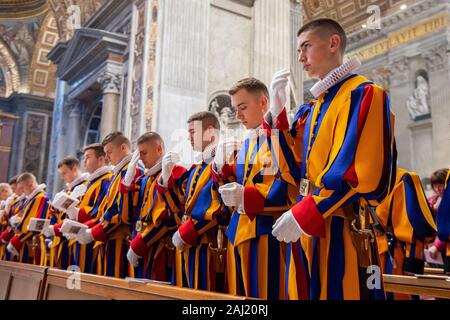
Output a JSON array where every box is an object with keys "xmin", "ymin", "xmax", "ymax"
[
  {"xmin": 5, "ymin": 173, "xmax": 51, "ymax": 265},
  {"xmin": 58, "ymin": 144, "xmax": 113, "ymax": 274}
]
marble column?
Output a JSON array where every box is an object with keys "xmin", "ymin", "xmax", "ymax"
[
  {"xmin": 253, "ymin": 0, "xmax": 291, "ymax": 95},
  {"xmin": 98, "ymin": 71, "xmax": 122, "ymax": 140},
  {"xmin": 66, "ymin": 101, "xmax": 82, "ymax": 155},
  {"xmin": 424, "ymin": 44, "xmax": 450, "ymax": 170}
]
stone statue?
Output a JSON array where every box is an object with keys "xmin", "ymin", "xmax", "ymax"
[
  {"xmin": 406, "ymin": 75, "xmax": 430, "ymax": 120},
  {"xmin": 210, "ymin": 97, "xmax": 234, "ymax": 128}
]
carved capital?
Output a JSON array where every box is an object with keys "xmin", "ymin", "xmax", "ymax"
[
  {"xmin": 424, "ymin": 44, "xmax": 447, "ymax": 72},
  {"xmin": 97, "ymin": 71, "xmax": 122, "ymax": 94}
]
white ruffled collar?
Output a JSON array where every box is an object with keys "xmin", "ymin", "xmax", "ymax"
[
  {"xmin": 146, "ymin": 158, "xmax": 162, "ymax": 176},
  {"xmin": 27, "ymin": 184, "xmax": 46, "ymax": 201},
  {"xmin": 194, "ymin": 142, "xmax": 217, "ymax": 164},
  {"xmin": 246, "ymin": 125, "xmax": 265, "ymax": 140},
  {"xmin": 310, "ymin": 56, "xmax": 362, "ymax": 98},
  {"xmin": 113, "ymin": 154, "xmax": 133, "ymax": 176},
  {"xmin": 66, "ymin": 173, "xmax": 90, "ymax": 191},
  {"xmin": 89, "ymin": 166, "xmax": 113, "ymax": 181}
]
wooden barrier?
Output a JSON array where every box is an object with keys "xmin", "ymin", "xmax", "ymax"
[
  {"xmin": 43, "ymin": 268, "xmax": 250, "ymax": 300},
  {"xmin": 0, "ymin": 261, "xmax": 250, "ymax": 300},
  {"xmin": 383, "ymin": 274, "xmax": 450, "ymax": 299},
  {"xmin": 424, "ymin": 267, "xmax": 446, "ymax": 276},
  {"xmin": 0, "ymin": 261, "xmax": 47, "ymax": 300}
]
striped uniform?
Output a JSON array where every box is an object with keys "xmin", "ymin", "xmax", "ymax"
[
  {"xmin": 9, "ymin": 187, "xmax": 51, "ymax": 266},
  {"xmin": 213, "ymin": 130, "xmax": 298, "ymax": 300},
  {"xmin": 49, "ymin": 175, "xmax": 89, "ymax": 270},
  {"xmin": 164, "ymin": 161, "xmax": 230, "ymax": 292},
  {"xmin": 0, "ymin": 195, "xmax": 26, "ymax": 261},
  {"xmin": 375, "ymin": 168, "xmax": 436, "ymax": 299},
  {"xmin": 89, "ymin": 156, "xmax": 144, "ymax": 278},
  {"xmin": 128, "ymin": 168, "xmax": 179, "ymax": 282},
  {"xmin": 264, "ymin": 74, "xmax": 397, "ymax": 300}
]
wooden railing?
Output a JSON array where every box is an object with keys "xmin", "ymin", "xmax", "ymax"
[
  {"xmin": 383, "ymin": 274, "xmax": 450, "ymax": 299},
  {"xmin": 0, "ymin": 261, "xmax": 250, "ymax": 300},
  {"xmin": 2, "ymin": 261, "xmax": 449, "ymax": 300}
]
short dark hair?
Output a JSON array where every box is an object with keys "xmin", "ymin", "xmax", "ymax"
[
  {"xmin": 58, "ymin": 156, "xmax": 80, "ymax": 169},
  {"xmin": 187, "ymin": 111, "xmax": 220, "ymax": 130},
  {"xmin": 297, "ymin": 18, "xmax": 347, "ymax": 54},
  {"xmin": 16, "ymin": 172, "xmax": 36, "ymax": 184},
  {"xmin": 228, "ymin": 77, "xmax": 269, "ymax": 98},
  {"xmin": 8, "ymin": 175, "xmax": 19, "ymax": 185},
  {"xmin": 137, "ymin": 132, "xmax": 165, "ymax": 148},
  {"xmin": 102, "ymin": 131, "xmax": 131, "ymax": 149},
  {"xmin": 431, "ymin": 168, "xmax": 449, "ymax": 186},
  {"xmin": 84, "ymin": 143, "xmax": 106, "ymax": 158}
]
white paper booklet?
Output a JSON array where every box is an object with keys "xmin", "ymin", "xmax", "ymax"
[
  {"xmin": 60, "ymin": 219, "xmax": 88, "ymax": 236},
  {"xmin": 28, "ymin": 218, "xmax": 50, "ymax": 232}
]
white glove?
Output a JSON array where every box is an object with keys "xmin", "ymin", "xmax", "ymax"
[
  {"xmin": 0, "ymin": 200, "xmax": 5, "ymax": 210},
  {"xmin": 66, "ymin": 207, "xmax": 79, "ymax": 221},
  {"xmin": 269, "ymin": 69, "xmax": 290, "ymax": 118},
  {"xmin": 77, "ymin": 228, "xmax": 94, "ymax": 245},
  {"xmin": 43, "ymin": 224, "xmax": 55, "ymax": 238},
  {"xmin": 172, "ymin": 230, "xmax": 186, "ymax": 250},
  {"xmin": 428, "ymin": 245, "xmax": 439, "ymax": 259},
  {"xmin": 4, "ymin": 194, "xmax": 16, "ymax": 214},
  {"xmin": 123, "ymin": 150, "xmax": 140, "ymax": 187},
  {"xmin": 214, "ymin": 138, "xmax": 241, "ymax": 174},
  {"xmin": 127, "ymin": 248, "xmax": 141, "ymax": 267},
  {"xmin": 161, "ymin": 152, "xmax": 181, "ymax": 187},
  {"xmin": 45, "ymin": 239, "xmax": 53, "ymax": 249},
  {"xmin": 272, "ymin": 209, "xmax": 304, "ymax": 243},
  {"xmin": 9, "ymin": 214, "xmax": 21, "ymax": 228},
  {"xmin": 71, "ymin": 184, "xmax": 87, "ymax": 199},
  {"xmin": 218, "ymin": 182, "xmax": 244, "ymax": 213},
  {"xmin": 7, "ymin": 243, "xmax": 19, "ymax": 257}
]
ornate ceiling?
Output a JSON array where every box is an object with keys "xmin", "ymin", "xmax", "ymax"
[
  {"xmin": 0, "ymin": 0, "xmax": 48, "ymax": 19},
  {"xmin": 302, "ymin": 0, "xmax": 417, "ymax": 33}
]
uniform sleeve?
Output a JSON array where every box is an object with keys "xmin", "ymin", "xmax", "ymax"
[
  {"xmin": 262, "ymin": 106, "xmax": 310, "ymax": 187},
  {"xmin": 290, "ymin": 84, "xmax": 396, "ymax": 237},
  {"xmin": 177, "ymin": 180, "xmax": 222, "ymax": 245},
  {"xmin": 79, "ymin": 178, "xmax": 110, "ymax": 225},
  {"xmin": 12, "ymin": 196, "xmax": 50, "ymax": 249},
  {"xmin": 376, "ymin": 170, "xmax": 437, "ymax": 274}
]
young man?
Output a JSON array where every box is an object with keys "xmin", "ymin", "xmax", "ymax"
[
  {"xmin": 214, "ymin": 79, "xmax": 298, "ymax": 299},
  {"xmin": 45, "ymin": 157, "xmax": 89, "ymax": 269},
  {"xmin": 5, "ymin": 173, "xmax": 51, "ymax": 265},
  {"xmin": 50, "ymin": 145, "xmax": 112, "ymax": 274},
  {"xmin": 160, "ymin": 111, "xmax": 229, "ymax": 292},
  {"xmin": 126, "ymin": 132, "xmax": 179, "ymax": 281},
  {"xmin": 265, "ymin": 19, "xmax": 397, "ymax": 300},
  {"xmin": 75, "ymin": 132, "xmax": 143, "ymax": 278},
  {"xmin": 0, "ymin": 178, "xmax": 26, "ymax": 262}
]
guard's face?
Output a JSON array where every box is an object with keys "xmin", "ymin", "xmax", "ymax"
[
  {"xmin": 231, "ymin": 89, "xmax": 268, "ymax": 129},
  {"xmin": 188, "ymin": 121, "xmax": 204, "ymax": 152},
  {"xmin": 10, "ymin": 183, "xmax": 17, "ymax": 194},
  {"xmin": 0, "ymin": 188, "xmax": 11, "ymax": 201},
  {"xmin": 103, "ymin": 142, "xmax": 123, "ymax": 166},
  {"xmin": 83, "ymin": 149, "xmax": 104, "ymax": 174},
  {"xmin": 138, "ymin": 140, "xmax": 164, "ymax": 168},
  {"xmin": 297, "ymin": 30, "xmax": 333, "ymax": 80},
  {"xmin": 57, "ymin": 165, "xmax": 79, "ymax": 184}
]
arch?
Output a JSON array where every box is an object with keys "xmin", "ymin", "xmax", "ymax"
[
  {"xmin": 0, "ymin": 37, "xmax": 20, "ymax": 97},
  {"xmin": 84, "ymin": 102, "xmax": 102, "ymax": 146}
]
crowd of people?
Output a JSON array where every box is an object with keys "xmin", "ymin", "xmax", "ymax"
[{"xmin": 0, "ymin": 18, "xmax": 448, "ymax": 300}]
